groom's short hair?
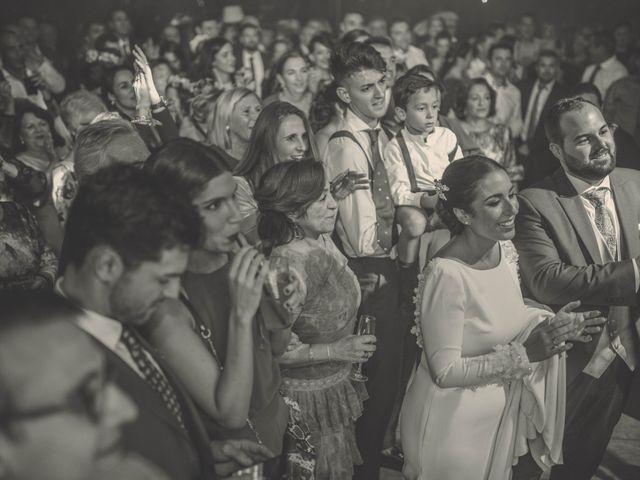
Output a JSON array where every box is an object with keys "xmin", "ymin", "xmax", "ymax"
[{"xmin": 544, "ymin": 96, "xmax": 596, "ymax": 145}]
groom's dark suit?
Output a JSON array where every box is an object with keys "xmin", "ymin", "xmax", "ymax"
[{"xmin": 513, "ymin": 167, "xmax": 640, "ymax": 479}]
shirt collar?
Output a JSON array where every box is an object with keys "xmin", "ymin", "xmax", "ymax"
[
  {"xmin": 566, "ymin": 172, "xmax": 611, "ymax": 196},
  {"xmin": 402, "ymin": 126, "xmax": 435, "ymax": 144},
  {"xmin": 55, "ymin": 277, "xmax": 123, "ymax": 351},
  {"xmin": 535, "ymin": 79, "xmax": 555, "ymax": 92},
  {"xmin": 485, "ymin": 72, "xmax": 510, "ymax": 89},
  {"xmin": 601, "ymin": 55, "xmax": 618, "ymax": 69},
  {"xmin": 344, "ymin": 108, "xmax": 380, "ymax": 133}
]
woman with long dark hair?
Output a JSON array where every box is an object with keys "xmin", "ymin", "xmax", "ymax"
[
  {"xmin": 191, "ymin": 37, "xmax": 250, "ymax": 91},
  {"xmin": 233, "ymin": 101, "xmax": 317, "ymax": 240},
  {"xmin": 262, "ymin": 51, "xmax": 313, "ymax": 117},
  {"xmin": 144, "ymin": 138, "xmax": 290, "ymax": 457}
]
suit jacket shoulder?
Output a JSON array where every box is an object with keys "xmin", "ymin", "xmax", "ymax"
[{"xmin": 95, "ymin": 340, "xmax": 216, "ymax": 480}]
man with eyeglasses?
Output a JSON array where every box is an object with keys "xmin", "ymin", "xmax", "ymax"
[{"xmin": 0, "ymin": 291, "xmax": 164, "ymax": 480}]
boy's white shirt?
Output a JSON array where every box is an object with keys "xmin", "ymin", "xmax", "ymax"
[{"xmin": 383, "ymin": 125, "xmax": 462, "ymax": 207}]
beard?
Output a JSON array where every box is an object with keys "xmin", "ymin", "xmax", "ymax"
[
  {"xmin": 564, "ymin": 145, "xmax": 616, "ymax": 181},
  {"xmin": 109, "ymin": 278, "xmax": 156, "ymax": 326}
]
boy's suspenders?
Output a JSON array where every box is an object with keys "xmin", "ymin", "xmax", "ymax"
[
  {"xmin": 395, "ymin": 131, "xmax": 420, "ymax": 193},
  {"xmin": 447, "ymin": 140, "xmax": 459, "ymax": 163},
  {"xmin": 396, "ymin": 130, "xmax": 459, "ymax": 193}
]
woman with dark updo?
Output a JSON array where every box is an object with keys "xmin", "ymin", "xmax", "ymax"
[
  {"xmin": 400, "ymin": 156, "xmax": 604, "ymax": 479},
  {"xmin": 255, "ymin": 159, "xmax": 376, "ymax": 479}
]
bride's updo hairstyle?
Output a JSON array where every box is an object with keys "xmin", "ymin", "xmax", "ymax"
[
  {"xmin": 436, "ymin": 156, "xmax": 506, "ymax": 235},
  {"xmin": 255, "ymin": 159, "xmax": 325, "ymax": 253}
]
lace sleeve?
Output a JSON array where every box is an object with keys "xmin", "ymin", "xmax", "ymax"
[
  {"xmin": 432, "ymin": 342, "xmax": 532, "ymax": 388},
  {"xmin": 417, "ymin": 260, "xmax": 533, "ymax": 389}
]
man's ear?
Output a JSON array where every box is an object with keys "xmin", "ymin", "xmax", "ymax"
[
  {"xmin": 88, "ymin": 245, "xmax": 125, "ymax": 285},
  {"xmin": 549, "ymin": 142, "xmax": 563, "ymax": 163},
  {"xmin": 336, "ymin": 85, "xmax": 351, "ymax": 105},
  {"xmin": 395, "ymin": 106, "xmax": 407, "ymax": 122}
]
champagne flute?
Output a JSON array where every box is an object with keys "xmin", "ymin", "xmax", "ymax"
[{"xmin": 350, "ymin": 314, "xmax": 376, "ymax": 382}]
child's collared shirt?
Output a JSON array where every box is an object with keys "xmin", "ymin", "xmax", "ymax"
[{"xmin": 383, "ymin": 126, "xmax": 462, "ymax": 207}]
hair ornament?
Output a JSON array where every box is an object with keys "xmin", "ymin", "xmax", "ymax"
[{"xmin": 434, "ymin": 179, "xmax": 449, "ymax": 201}]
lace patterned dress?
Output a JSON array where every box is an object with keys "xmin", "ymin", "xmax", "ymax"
[
  {"xmin": 0, "ymin": 200, "xmax": 57, "ymax": 290},
  {"xmin": 400, "ymin": 242, "xmax": 562, "ymax": 480},
  {"xmin": 465, "ymin": 123, "xmax": 523, "ymax": 183},
  {"xmin": 274, "ymin": 235, "xmax": 367, "ymax": 480}
]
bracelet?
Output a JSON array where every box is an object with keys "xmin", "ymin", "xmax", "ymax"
[
  {"xmin": 308, "ymin": 344, "xmax": 315, "ymax": 362},
  {"xmin": 151, "ymin": 96, "xmax": 168, "ymax": 112},
  {"xmin": 326, "ymin": 344, "xmax": 331, "ymax": 360}
]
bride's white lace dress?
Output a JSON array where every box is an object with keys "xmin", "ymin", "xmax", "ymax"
[{"xmin": 399, "ymin": 241, "xmax": 565, "ymax": 480}]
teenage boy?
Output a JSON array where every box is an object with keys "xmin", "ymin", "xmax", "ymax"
[{"xmin": 323, "ymin": 41, "xmax": 403, "ymax": 480}]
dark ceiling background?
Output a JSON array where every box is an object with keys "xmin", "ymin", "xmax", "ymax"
[{"xmin": 2, "ymin": 0, "xmax": 638, "ymax": 39}]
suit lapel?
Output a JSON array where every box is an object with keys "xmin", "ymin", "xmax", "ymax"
[
  {"xmin": 554, "ymin": 170, "xmax": 603, "ymax": 263},
  {"xmin": 521, "ymin": 81, "xmax": 534, "ymax": 117},
  {"xmin": 611, "ymin": 171, "xmax": 640, "ymax": 258}
]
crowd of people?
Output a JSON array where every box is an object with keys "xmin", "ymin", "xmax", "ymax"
[{"xmin": 1, "ymin": 4, "xmax": 639, "ymax": 480}]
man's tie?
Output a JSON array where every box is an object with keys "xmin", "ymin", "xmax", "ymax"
[
  {"xmin": 121, "ymin": 326, "xmax": 186, "ymax": 430},
  {"xmin": 583, "ymin": 187, "xmax": 617, "ymax": 260},
  {"xmin": 249, "ymin": 54, "xmax": 256, "ymax": 83},
  {"xmin": 588, "ymin": 64, "xmax": 602, "ymax": 85},
  {"xmin": 365, "ymin": 129, "xmax": 395, "ymax": 253},
  {"xmin": 525, "ymin": 84, "xmax": 545, "ymax": 141}
]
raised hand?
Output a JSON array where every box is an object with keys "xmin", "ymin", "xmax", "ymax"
[
  {"xmin": 133, "ymin": 45, "xmax": 161, "ymax": 105},
  {"xmin": 524, "ymin": 315, "xmax": 575, "ymax": 363},
  {"xmin": 228, "ymin": 246, "xmax": 267, "ymax": 325},
  {"xmin": 524, "ymin": 301, "xmax": 604, "ymax": 361},
  {"xmin": 554, "ymin": 300, "xmax": 606, "ymax": 343},
  {"xmin": 330, "ymin": 170, "xmax": 370, "ymax": 200}
]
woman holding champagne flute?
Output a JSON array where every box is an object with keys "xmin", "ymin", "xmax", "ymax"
[{"xmin": 255, "ymin": 159, "xmax": 376, "ymax": 479}]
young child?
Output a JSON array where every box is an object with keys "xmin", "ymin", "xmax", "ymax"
[{"xmin": 383, "ymin": 73, "xmax": 462, "ymax": 273}]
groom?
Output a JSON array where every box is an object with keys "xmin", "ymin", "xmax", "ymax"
[{"xmin": 513, "ymin": 96, "xmax": 640, "ymax": 479}]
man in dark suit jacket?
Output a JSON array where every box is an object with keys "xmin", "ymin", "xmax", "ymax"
[
  {"xmin": 518, "ymin": 50, "xmax": 568, "ymax": 188},
  {"xmin": 57, "ymin": 166, "xmax": 271, "ymax": 480},
  {"xmin": 513, "ymin": 97, "xmax": 640, "ymax": 479}
]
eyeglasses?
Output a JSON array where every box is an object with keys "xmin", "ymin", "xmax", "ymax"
[{"xmin": 2, "ymin": 364, "xmax": 116, "ymax": 425}]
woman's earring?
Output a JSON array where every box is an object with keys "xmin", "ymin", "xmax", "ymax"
[{"xmin": 293, "ymin": 223, "xmax": 303, "ymax": 240}]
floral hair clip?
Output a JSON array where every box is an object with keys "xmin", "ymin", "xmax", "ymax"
[{"xmin": 434, "ymin": 179, "xmax": 450, "ymax": 201}]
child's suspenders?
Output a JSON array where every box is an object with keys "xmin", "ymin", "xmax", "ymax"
[{"xmin": 395, "ymin": 130, "xmax": 459, "ymax": 193}]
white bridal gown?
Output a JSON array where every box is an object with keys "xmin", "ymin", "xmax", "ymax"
[{"xmin": 400, "ymin": 243, "xmax": 561, "ymax": 480}]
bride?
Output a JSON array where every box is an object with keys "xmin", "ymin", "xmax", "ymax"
[{"xmin": 399, "ymin": 156, "xmax": 605, "ymax": 480}]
